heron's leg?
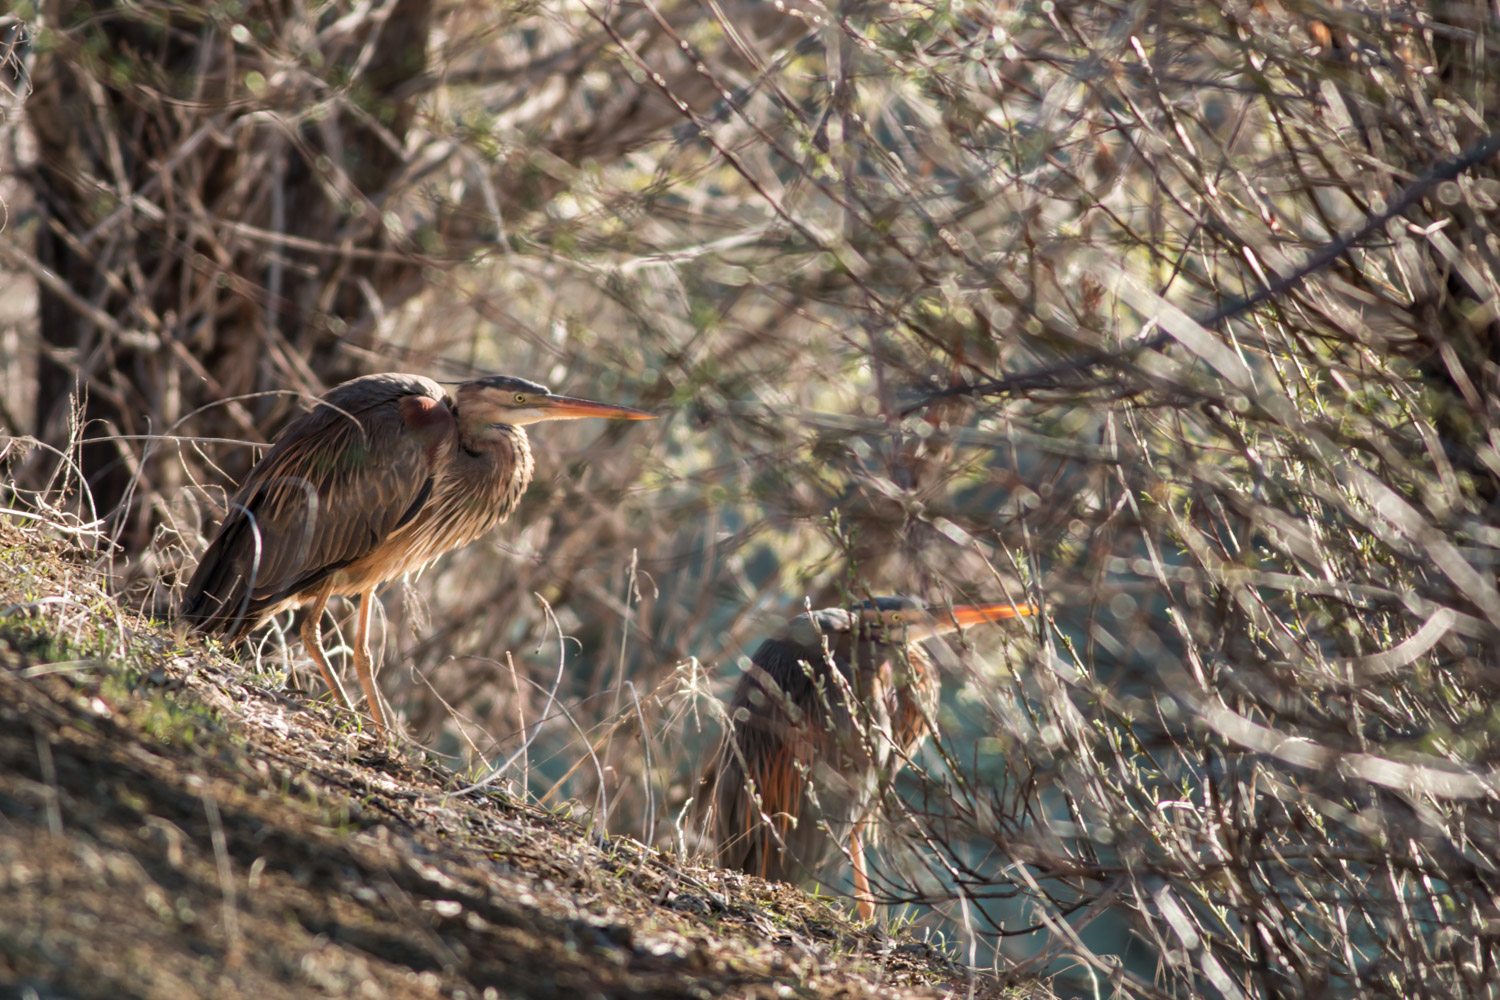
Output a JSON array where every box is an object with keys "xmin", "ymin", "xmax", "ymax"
[
  {"xmin": 352, "ymin": 589, "xmax": 389, "ymax": 736},
  {"xmin": 758, "ymin": 818, "xmax": 772, "ymax": 880},
  {"xmin": 299, "ymin": 583, "xmax": 352, "ymax": 709},
  {"xmin": 850, "ymin": 820, "xmax": 875, "ymax": 921}
]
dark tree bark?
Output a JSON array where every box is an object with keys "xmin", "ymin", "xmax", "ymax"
[
  {"xmin": 29, "ymin": 0, "xmax": 434, "ymax": 549},
  {"xmin": 24, "ymin": 0, "xmax": 809, "ymax": 555}
]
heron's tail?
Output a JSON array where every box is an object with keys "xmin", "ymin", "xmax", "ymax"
[{"xmin": 178, "ymin": 515, "xmax": 261, "ymax": 640}]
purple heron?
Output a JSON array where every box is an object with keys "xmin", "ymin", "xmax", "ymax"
[
  {"xmin": 697, "ymin": 596, "xmax": 1035, "ymax": 920},
  {"xmin": 180, "ymin": 372, "xmax": 653, "ymax": 735}
]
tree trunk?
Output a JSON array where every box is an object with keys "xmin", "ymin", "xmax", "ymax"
[{"xmin": 30, "ymin": 0, "xmax": 433, "ymax": 550}]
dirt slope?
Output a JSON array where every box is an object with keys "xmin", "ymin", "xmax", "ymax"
[{"xmin": 0, "ymin": 518, "xmax": 1044, "ymax": 1000}]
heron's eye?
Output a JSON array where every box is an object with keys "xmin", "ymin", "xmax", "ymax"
[
  {"xmin": 891, "ymin": 613, "xmax": 903, "ymax": 623},
  {"xmin": 515, "ymin": 393, "xmax": 527, "ymax": 404}
]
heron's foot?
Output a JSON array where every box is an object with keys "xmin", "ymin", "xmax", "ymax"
[
  {"xmin": 291, "ymin": 685, "xmax": 354, "ymax": 715},
  {"xmin": 309, "ymin": 686, "xmax": 352, "ymax": 707},
  {"xmin": 362, "ymin": 716, "xmax": 396, "ymax": 746},
  {"xmin": 848, "ymin": 899, "xmax": 881, "ymax": 926}
]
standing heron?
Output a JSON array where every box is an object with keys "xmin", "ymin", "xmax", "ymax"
[
  {"xmin": 697, "ymin": 596, "xmax": 1035, "ymax": 919},
  {"xmin": 180, "ymin": 372, "xmax": 653, "ymax": 735}
]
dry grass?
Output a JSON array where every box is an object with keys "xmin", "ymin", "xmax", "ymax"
[{"xmin": 0, "ymin": 514, "xmax": 1050, "ymax": 999}]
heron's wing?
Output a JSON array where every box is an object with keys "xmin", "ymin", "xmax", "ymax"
[
  {"xmin": 708, "ymin": 638, "xmax": 840, "ymax": 881},
  {"xmin": 181, "ymin": 373, "xmax": 454, "ymax": 637}
]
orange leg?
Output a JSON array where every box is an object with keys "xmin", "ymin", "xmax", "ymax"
[
  {"xmin": 300, "ymin": 583, "xmax": 351, "ymax": 709},
  {"xmin": 850, "ymin": 820, "xmax": 875, "ymax": 921},
  {"xmin": 352, "ymin": 589, "xmax": 389, "ymax": 736}
]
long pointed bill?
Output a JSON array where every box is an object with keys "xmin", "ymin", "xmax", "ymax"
[
  {"xmin": 948, "ymin": 601, "xmax": 1038, "ymax": 629},
  {"xmin": 899, "ymin": 601, "xmax": 1039, "ymax": 640},
  {"xmin": 539, "ymin": 393, "xmax": 656, "ymax": 420}
]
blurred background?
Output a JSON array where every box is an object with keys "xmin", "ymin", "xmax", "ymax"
[{"xmin": 4, "ymin": 1, "xmax": 1500, "ymax": 996}]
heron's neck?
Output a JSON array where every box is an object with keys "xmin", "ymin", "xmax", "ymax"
[
  {"xmin": 453, "ymin": 405, "xmax": 530, "ymax": 457},
  {"xmin": 463, "ymin": 422, "xmax": 530, "ymax": 468},
  {"xmin": 449, "ymin": 421, "xmax": 534, "ymax": 524}
]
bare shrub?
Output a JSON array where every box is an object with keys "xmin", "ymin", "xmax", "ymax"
[{"xmin": 5, "ymin": 0, "xmax": 1500, "ymax": 996}]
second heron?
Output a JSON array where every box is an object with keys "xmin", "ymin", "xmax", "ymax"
[{"xmin": 698, "ymin": 596, "xmax": 1036, "ymax": 919}]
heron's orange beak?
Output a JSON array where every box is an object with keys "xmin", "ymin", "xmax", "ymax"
[
  {"xmin": 539, "ymin": 394, "xmax": 656, "ymax": 420},
  {"xmin": 947, "ymin": 602, "xmax": 1038, "ymax": 629}
]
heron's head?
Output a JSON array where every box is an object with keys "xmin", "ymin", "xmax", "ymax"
[
  {"xmin": 784, "ymin": 595, "xmax": 1037, "ymax": 647},
  {"xmin": 455, "ymin": 375, "xmax": 655, "ymax": 429}
]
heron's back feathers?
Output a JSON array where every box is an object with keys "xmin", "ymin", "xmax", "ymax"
[
  {"xmin": 179, "ymin": 374, "xmax": 456, "ymax": 637},
  {"xmin": 703, "ymin": 633, "xmax": 926, "ymax": 883}
]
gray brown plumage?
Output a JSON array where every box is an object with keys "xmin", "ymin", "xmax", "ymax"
[
  {"xmin": 697, "ymin": 596, "xmax": 1035, "ymax": 919},
  {"xmin": 180, "ymin": 372, "xmax": 653, "ymax": 735}
]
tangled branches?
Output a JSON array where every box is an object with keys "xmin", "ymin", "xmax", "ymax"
[{"xmin": 6, "ymin": 1, "xmax": 1500, "ymax": 996}]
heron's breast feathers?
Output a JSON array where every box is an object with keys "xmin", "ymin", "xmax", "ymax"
[{"xmin": 330, "ymin": 423, "xmax": 535, "ymax": 590}]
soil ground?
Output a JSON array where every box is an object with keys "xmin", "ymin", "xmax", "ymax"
[{"xmin": 0, "ymin": 518, "xmax": 1048, "ymax": 1000}]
